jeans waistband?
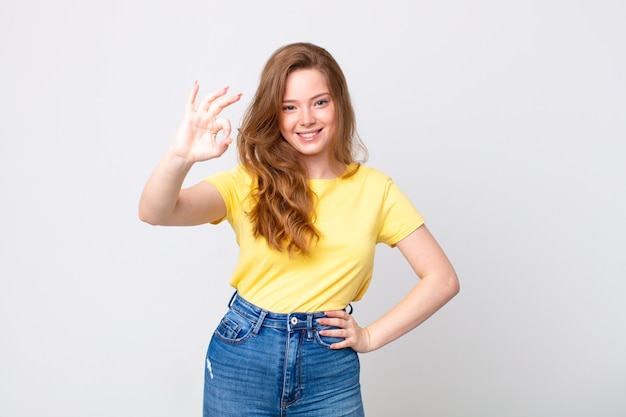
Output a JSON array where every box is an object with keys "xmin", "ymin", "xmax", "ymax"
[{"xmin": 227, "ymin": 292, "xmax": 351, "ymax": 334}]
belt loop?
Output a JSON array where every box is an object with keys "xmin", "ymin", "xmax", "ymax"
[
  {"xmin": 345, "ymin": 303, "xmax": 354, "ymax": 315},
  {"xmin": 251, "ymin": 309, "xmax": 267, "ymax": 336},
  {"xmin": 306, "ymin": 314, "xmax": 313, "ymax": 340},
  {"xmin": 228, "ymin": 291, "xmax": 238, "ymax": 308}
]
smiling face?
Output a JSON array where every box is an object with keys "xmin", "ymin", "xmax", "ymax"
[{"xmin": 278, "ymin": 68, "xmax": 338, "ymax": 176}]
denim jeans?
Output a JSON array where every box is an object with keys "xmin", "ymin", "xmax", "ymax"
[{"xmin": 203, "ymin": 293, "xmax": 364, "ymax": 416}]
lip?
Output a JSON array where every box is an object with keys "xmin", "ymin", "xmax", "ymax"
[{"xmin": 297, "ymin": 128, "xmax": 323, "ymax": 141}]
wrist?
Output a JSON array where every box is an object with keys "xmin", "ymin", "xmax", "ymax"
[
  {"xmin": 362, "ymin": 326, "xmax": 376, "ymax": 353},
  {"xmin": 166, "ymin": 147, "xmax": 195, "ymax": 170}
]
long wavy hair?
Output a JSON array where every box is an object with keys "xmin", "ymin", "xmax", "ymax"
[{"xmin": 238, "ymin": 42, "xmax": 368, "ymax": 255}]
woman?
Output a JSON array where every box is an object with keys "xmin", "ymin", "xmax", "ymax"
[{"xmin": 139, "ymin": 42, "xmax": 459, "ymax": 416}]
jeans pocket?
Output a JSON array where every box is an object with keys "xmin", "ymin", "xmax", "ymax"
[
  {"xmin": 214, "ymin": 310, "xmax": 254, "ymax": 344},
  {"xmin": 314, "ymin": 325, "xmax": 344, "ymax": 349}
]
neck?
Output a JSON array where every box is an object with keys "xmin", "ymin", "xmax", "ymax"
[{"xmin": 305, "ymin": 159, "xmax": 346, "ymax": 179}]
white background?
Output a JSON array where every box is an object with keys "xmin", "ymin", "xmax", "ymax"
[{"xmin": 1, "ymin": 1, "xmax": 625, "ymax": 416}]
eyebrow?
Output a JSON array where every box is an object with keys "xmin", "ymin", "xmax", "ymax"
[{"xmin": 282, "ymin": 92, "xmax": 331, "ymax": 103}]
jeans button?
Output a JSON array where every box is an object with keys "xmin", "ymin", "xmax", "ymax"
[{"xmin": 290, "ymin": 317, "xmax": 298, "ymax": 325}]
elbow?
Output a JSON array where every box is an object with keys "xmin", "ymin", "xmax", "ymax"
[
  {"xmin": 138, "ymin": 205, "xmax": 163, "ymax": 226},
  {"xmin": 138, "ymin": 211, "xmax": 157, "ymax": 226},
  {"xmin": 430, "ymin": 268, "xmax": 459, "ymax": 302},
  {"xmin": 447, "ymin": 272, "xmax": 460, "ymax": 299}
]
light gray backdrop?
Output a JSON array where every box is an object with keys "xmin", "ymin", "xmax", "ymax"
[{"xmin": 1, "ymin": 0, "xmax": 624, "ymax": 416}]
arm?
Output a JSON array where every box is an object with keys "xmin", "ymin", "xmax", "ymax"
[
  {"xmin": 320, "ymin": 225, "xmax": 459, "ymax": 352},
  {"xmin": 138, "ymin": 82, "xmax": 242, "ymax": 226}
]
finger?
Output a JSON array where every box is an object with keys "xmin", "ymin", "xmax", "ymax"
[
  {"xmin": 318, "ymin": 318, "xmax": 352, "ymax": 332},
  {"xmin": 321, "ymin": 328, "xmax": 348, "ymax": 338},
  {"xmin": 213, "ymin": 118, "xmax": 233, "ymax": 141},
  {"xmin": 207, "ymin": 92, "xmax": 243, "ymax": 116},
  {"xmin": 330, "ymin": 340, "xmax": 351, "ymax": 350},
  {"xmin": 322, "ymin": 310, "xmax": 350, "ymax": 321},
  {"xmin": 316, "ymin": 317, "xmax": 337, "ymax": 327},
  {"xmin": 197, "ymin": 86, "xmax": 230, "ymax": 112},
  {"xmin": 214, "ymin": 136, "xmax": 233, "ymax": 157},
  {"xmin": 186, "ymin": 81, "xmax": 200, "ymax": 112}
]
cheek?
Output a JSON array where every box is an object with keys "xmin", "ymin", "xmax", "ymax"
[
  {"xmin": 324, "ymin": 119, "xmax": 337, "ymax": 139},
  {"xmin": 278, "ymin": 116, "xmax": 293, "ymax": 136},
  {"xmin": 323, "ymin": 109, "xmax": 337, "ymax": 132}
]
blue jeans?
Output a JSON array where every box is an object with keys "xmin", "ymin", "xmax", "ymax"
[{"xmin": 203, "ymin": 293, "xmax": 364, "ymax": 416}]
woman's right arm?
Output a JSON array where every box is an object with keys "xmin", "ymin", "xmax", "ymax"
[{"xmin": 138, "ymin": 82, "xmax": 242, "ymax": 226}]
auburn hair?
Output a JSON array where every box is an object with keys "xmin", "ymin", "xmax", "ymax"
[{"xmin": 237, "ymin": 42, "xmax": 368, "ymax": 255}]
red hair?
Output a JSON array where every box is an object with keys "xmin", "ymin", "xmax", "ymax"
[{"xmin": 238, "ymin": 42, "xmax": 367, "ymax": 255}]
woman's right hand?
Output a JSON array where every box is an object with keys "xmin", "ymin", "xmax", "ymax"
[{"xmin": 171, "ymin": 82, "xmax": 242, "ymax": 163}]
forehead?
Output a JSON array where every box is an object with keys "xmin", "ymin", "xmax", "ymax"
[{"xmin": 283, "ymin": 68, "xmax": 330, "ymax": 99}]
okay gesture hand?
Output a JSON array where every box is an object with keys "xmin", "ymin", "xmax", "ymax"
[{"xmin": 171, "ymin": 82, "xmax": 242, "ymax": 163}]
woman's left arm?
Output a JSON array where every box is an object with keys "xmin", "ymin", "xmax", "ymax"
[{"xmin": 321, "ymin": 225, "xmax": 460, "ymax": 353}]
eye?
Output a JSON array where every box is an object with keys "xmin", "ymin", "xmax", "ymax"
[
  {"xmin": 282, "ymin": 104, "xmax": 296, "ymax": 111},
  {"xmin": 315, "ymin": 99, "xmax": 329, "ymax": 107}
]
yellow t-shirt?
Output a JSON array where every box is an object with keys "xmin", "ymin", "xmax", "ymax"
[{"xmin": 205, "ymin": 164, "xmax": 424, "ymax": 313}]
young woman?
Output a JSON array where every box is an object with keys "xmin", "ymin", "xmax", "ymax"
[{"xmin": 139, "ymin": 42, "xmax": 459, "ymax": 416}]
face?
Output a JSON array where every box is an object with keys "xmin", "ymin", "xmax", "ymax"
[{"xmin": 278, "ymin": 68, "xmax": 337, "ymax": 167}]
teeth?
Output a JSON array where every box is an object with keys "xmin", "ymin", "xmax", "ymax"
[{"xmin": 299, "ymin": 132, "xmax": 317, "ymax": 138}]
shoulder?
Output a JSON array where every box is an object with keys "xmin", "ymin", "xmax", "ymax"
[
  {"xmin": 347, "ymin": 164, "xmax": 394, "ymax": 187},
  {"xmin": 206, "ymin": 164, "xmax": 254, "ymax": 187}
]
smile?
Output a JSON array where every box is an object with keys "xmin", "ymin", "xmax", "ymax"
[{"xmin": 298, "ymin": 129, "xmax": 322, "ymax": 139}]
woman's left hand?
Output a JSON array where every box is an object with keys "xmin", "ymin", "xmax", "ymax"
[{"xmin": 318, "ymin": 310, "xmax": 373, "ymax": 353}]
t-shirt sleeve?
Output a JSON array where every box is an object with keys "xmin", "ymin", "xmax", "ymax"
[
  {"xmin": 203, "ymin": 165, "xmax": 250, "ymax": 225},
  {"xmin": 377, "ymin": 178, "xmax": 425, "ymax": 247}
]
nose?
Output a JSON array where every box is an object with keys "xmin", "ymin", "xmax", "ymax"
[{"xmin": 299, "ymin": 109, "xmax": 316, "ymax": 126}]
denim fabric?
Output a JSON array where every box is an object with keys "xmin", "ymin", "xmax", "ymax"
[{"xmin": 203, "ymin": 293, "xmax": 364, "ymax": 417}]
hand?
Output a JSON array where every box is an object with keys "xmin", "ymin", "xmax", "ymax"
[
  {"xmin": 318, "ymin": 310, "xmax": 373, "ymax": 353},
  {"xmin": 171, "ymin": 82, "xmax": 242, "ymax": 162}
]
